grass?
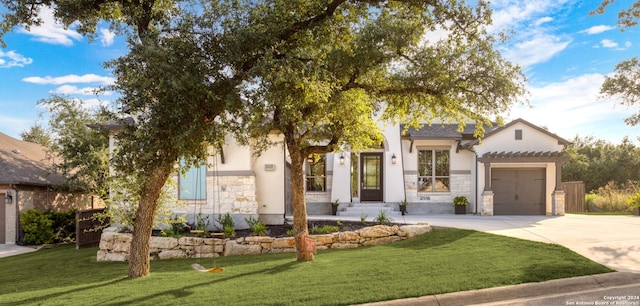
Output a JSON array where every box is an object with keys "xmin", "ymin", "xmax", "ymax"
[{"xmin": 0, "ymin": 229, "xmax": 612, "ymax": 305}]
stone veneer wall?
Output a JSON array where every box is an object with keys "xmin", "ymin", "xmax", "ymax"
[
  {"xmin": 213, "ymin": 175, "xmax": 258, "ymax": 214},
  {"xmin": 404, "ymin": 174, "xmax": 471, "ymax": 202},
  {"xmin": 97, "ymin": 224, "xmax": 432, "ymax": 262}
]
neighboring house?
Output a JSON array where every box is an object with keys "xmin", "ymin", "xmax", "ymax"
[
  {"xmin": 0, "ymin": 132, "xmax": 101, "ymax": 244},
  {"xmin": 103, "ymin": 118, "xmax": 570, "ymax": 229}
]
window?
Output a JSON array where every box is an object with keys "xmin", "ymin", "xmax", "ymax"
[
  {"xmin": 515, "ymin": 129, "xmax": 523, "ymax": 140},
  {"xmin": 179, "ymin": 163, "xmax": 207, "ymax": 200},
  {"xmin": 417, "ymin": 149, "xmax": 450, "ymax": 192},
  {"xmin": 306, "ymin": 154, "xmax": 326, "ymax": 192}
]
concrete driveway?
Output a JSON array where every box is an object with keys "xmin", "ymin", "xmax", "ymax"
[
  {"xmin": 0, "ymin": 244, "xmax": 39, "ymax": 258},
  {"xmin": 398, "ymin": 214, "xmax": 640, "ymax": 273}
]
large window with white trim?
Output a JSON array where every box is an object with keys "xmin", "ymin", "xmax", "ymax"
[{"xmin": 417, "ymin": 149, "xmax": 450, "ymax": 192}]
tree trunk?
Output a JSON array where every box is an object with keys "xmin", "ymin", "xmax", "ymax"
[
  {"xmin": 128, "ymin": 166, "xmax": 173, "ymax": 278},
  {"xmin": 288, "ymin": 148, "xmax": 314, "ymax": 261}
]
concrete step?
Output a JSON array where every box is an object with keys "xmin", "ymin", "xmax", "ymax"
[{"xmin": 338, "ymin": 203, "xmax": 402, "ymax": 218}]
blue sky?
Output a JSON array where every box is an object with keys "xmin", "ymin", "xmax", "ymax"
[{"xmin": 1, "ymin": 1, "xmax": 639, "ymax": 144}]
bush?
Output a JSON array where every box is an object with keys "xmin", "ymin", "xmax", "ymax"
[
  {"xmin": 20, "ymin": 209, "xmax": 54, "ymax": 245},
  {"xmin": 20, "ymin": 209, "xmax": 77, "ymax": 245},
  {"xmin": 374, "ymin": 211, "xmax": 393, "ymax": 225},
  {"xmin": 586, "ymin": 182, "xmax": 636, "ymax": 212},
  {"xmin": 310, "ymin": 225, "xmax": 340, "ymax": 234},
  {"xmin": 47, "ymin": 209, "xmax": 76, "ymax": 243},
  {"xmin": 245, "ymin": 216, "xmax": 267, "ymax": 236},
  {"xmin": 217, "ymin": 213, "xmax": 235, "ymax": 238}
]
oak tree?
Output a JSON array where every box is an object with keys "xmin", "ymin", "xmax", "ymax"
[
  {"xmin": 592, "ymin": 1, "xmax": 640, "ymax": 126},
  {"xmin": 235, "ymin": 0, "xmax": 526, "ymax": 261}
]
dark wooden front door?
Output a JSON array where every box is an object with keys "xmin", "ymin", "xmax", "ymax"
[{"xmin": 360, "ymin": 153, "xmax": 383, "ymax": 202}]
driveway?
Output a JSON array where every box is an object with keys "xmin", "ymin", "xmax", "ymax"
[
  {"xmin": 399, "ymin": 214, "xmax": 640, "ymax": 273},
  {"xmin": 0, "ymin": 244, "xmax": 39, "ymax": 258}
]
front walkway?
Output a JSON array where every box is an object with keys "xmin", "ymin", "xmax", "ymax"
[{"xmin": 308, "ymin": 213, "xmax": 640, "ymax": 273}]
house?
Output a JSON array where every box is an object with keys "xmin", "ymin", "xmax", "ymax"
[
  {"xmin": 141, "ymin": 118, "xmax": 570, "ymax": 228},
  {"xmin": 0, "ymin": 132, "xmax": 101, "ymax": 244}
]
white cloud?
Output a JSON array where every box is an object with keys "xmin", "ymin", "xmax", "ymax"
[
  {"xmin": 501, "ymin": 33, "xmax": 571, "ymax": 67},
  {"xmin": 601, "ymin": 39, "xmax": 618, "ymax": 48},
  {"xmin": 581, "ymin": 25, "xmax": 615, "ymax": 35},
  {"xmin": 51, "ymin": 85, "xmax": 112, "ymax": 96},
  {"xmin": 534, "ymin": 17, "xmax": 553, "ymax": 26},
  {"xmin": 489, "ymin": 0, "xmax": 571, "ymax": 33},
  {"xmin": 490, "ymin": 1, "xmax": 573, "ymax": 68},
  {"xmin": 100, "ymin": 28, "xmax": 116, "ymax": 47},
  {"xmin": 0, "ymin": 50, "xmax": 33, "ymax": 68},
  {"xmin": 23, "ymin": 74, "xmax": 115, "ymax": 85},
  {"xmin": 508, "ymin": 73, "xmax": 638, "ymax": 143},
  {"xmin": 17, "ymin": 6, "xmax": 82, "ymax": 46}
]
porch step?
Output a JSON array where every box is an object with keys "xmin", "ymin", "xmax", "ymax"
[{"xmin": 337, "ymin": 203, "xmax": 402, "ymax": 218}]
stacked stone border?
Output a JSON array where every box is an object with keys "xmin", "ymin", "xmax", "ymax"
[{"xmin": 97, "ymin": 224, "xmax": 432, "ymax": 261}]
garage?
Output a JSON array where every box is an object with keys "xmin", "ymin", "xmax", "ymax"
[{"xmin": 491, "ymin": 168, "xmax": 546, "ymax": 215}]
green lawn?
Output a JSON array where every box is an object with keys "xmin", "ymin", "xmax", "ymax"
[{"xmin": 0, "ymin": 229, "xmax": 612, "ymax": 305}]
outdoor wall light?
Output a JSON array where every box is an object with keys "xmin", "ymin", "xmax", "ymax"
[
  {"xmin": 339, "ymin": 154, "xmax": 345, "ymax": 165},
  {"xmin": 5, "ymin": 193, "xmax": 13, "ymax": 205},
  {"xmin": 391, "ymin": 154, "xmax": 397, "ymax": 164}
]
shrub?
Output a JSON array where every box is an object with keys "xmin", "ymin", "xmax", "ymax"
[
  {"xmin": 587, "ymin": 182, "xmax": 635, "ymax": 212},
  {"xmin": 20, "ymin": 209, "xmax": 54, "ymax": 245},
  {"xmin": 245, "ymin": 216, "xmax": 267, "ymax": 236},
  {"xmin": 310, "ymin": 225, "xmax": 340, "ymax": 234},
  {"xmin": 217, "ymin": 213, "xmax": 235, "ymax": 238},
  {"xmin": 374, "ymin": 211, "xmax": 392, "ymax": 225},
  {"xmin": 47, "ymin": 209, "xmax": 76, "ymax": 243}
]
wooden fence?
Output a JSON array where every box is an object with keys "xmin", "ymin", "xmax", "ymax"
[
  {"xmin": 561, "ymin": 181, "xmax": 585, "ymax": 213},
  {"xmin": 76, "ymin": 208, "xmax": 109, "ymax": 249}
]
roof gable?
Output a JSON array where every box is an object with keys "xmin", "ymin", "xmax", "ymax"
[{"xmin": 481, "ymin": 118, "xmax": 570, "ymax": 146}]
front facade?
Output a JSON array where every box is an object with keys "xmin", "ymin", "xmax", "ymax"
[{"xmin": 165, "ymin": 118, "xmax": 569, "ymax": 227}]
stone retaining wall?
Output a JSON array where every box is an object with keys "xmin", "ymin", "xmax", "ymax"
[{"xmin": 97, "ymin": 224, "xmax": 432, "ymax": 261}]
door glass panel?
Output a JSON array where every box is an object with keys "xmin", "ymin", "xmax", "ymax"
[{"xmin": 362, "ymin": 155, "xmax": 381, "ymax": 190}]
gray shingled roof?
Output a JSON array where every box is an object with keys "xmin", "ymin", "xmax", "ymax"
[
  {"xmin": 0, "ymin": 132, "xmax": 66, "ymax": 186},
  {"xmin": 400, "ymin": 123, "xmax": 496, "ymax": 140}
]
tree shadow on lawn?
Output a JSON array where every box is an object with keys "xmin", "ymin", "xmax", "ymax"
[
  {"xmin": 10, "ymin": 277, "xmax": 128, "ymax": 305},
  {"xmin": 103, "ymin": 260, "xmax": 302, "ymax": 305},
  {"xmin": 388, "ymin": 228, "xmax": 476, "ymax": 250}
]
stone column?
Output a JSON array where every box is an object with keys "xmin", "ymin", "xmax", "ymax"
[
  {"xmin": 483, "ymin": 162, "xmax": 491, "ymax": 191},
  {"xmin": 481, "ymin": 190, "xmax": 494, "ymax": 216},
  {"xmin": 552, "ymin": 190, "xmax": 565, "ymax": 216}
]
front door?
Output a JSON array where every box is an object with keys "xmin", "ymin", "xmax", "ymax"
[{"xmin": 360, "ymin": 153, "xmax": 383, "ymax": 202}]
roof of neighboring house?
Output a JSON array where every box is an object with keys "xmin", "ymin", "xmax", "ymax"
[
  {"xmin": 400, "ymin": 123, "xmax": 497, "ymax": 140},
  {"xmin": 0, "ymin": 132, "xmax": 65, "ymax": 186}
]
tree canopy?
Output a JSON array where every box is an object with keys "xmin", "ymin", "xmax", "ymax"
[
  {"xmin": 231, "ymin": 0, "xmax": 525, "ymax": 261},
  {"xmin": 592, "ymin": 0, "xmax": 640, "ymax": 126},
  {"xmin": 564, "ymin": 135, "xmax": 640, "ymax": 192}
]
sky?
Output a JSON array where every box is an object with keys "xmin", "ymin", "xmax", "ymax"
[{"xmin": 0, "ymin": 1, "xmax": 639, "ymax": 144}]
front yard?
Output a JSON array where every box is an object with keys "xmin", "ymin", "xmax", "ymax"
[{"xmin": 0, "ymin": 229, "xmax": 612, "ymax": 305}]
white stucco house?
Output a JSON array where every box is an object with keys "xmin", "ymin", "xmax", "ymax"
[{"xmin": 154, "ymin": 118, "xmax": 570, "ymax": 228}]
